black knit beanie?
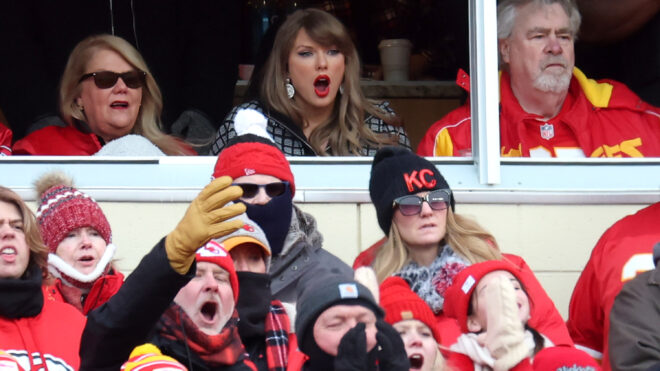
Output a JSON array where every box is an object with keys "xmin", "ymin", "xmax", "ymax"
[
  {"xmin": 369, "ymin": 146, "xmax": 454, "ymax": 234},
  {"xmin": 295, "ymin": 272, "xmax": 384, "ymax": 355}
]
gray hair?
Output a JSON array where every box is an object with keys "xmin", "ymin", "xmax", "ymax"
[{"xmin": 497, "ymin": 0, "xmax": 582, "ymax": 39}]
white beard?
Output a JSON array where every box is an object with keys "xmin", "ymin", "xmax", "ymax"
[{"xmin": 533, "ymin": 69, "xmax": 571, "ymax": 93}]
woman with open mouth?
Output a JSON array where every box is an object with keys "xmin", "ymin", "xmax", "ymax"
[
  {"xmin": 381, "ymin": 276, "xmax": 446, "ymax": 371},
  {"xmin": 13, "ymin": 34, "xmax": 193, "ymax": 156},
  {"xmin": 210, "ymin": 8, "xmax": 411, "ymax": 156},
  {"xmin": 35, "ymin": 171, "xmax": 123, "ymax": 315}
]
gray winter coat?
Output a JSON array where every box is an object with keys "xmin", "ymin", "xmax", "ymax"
[{"xmin": 269, "ymin": 205, "xmax": 353, "ymax": 304}]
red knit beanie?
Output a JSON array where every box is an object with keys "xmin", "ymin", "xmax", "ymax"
[
  {"xmin": 196, "ymin": 240, "xmax": 239, "ymax": 302},
  {"xmin": 443, "ymin": 260, "xmax": 525, "ymax": 333},
  {"xmin": 212, "ymin": 141, "xmax": 295, "ymax": 196},
  {"xmin": 380, "ymin": 276, "xmax": 441, "ymax": 342},
  {"xmin": 36, "ymin": 184, "xmax": 112, "ymax": 253},
  {"xmin": 533, "ymin": 347, "xmax": 601, "ymax": 371}
]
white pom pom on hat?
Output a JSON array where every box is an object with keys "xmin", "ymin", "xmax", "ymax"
[{"xmin": 233, "ymin": 109, "xmax": 274, "ymax": 142}]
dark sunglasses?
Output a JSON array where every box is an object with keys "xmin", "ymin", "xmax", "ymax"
[
  {"xmin": 393, "ymin": 189, "xmax": 452, "ymax": 216},
  {"xmin": 78, "ymin": 70, "xmax": 147, "ymax": 89},
  {"xmin": 234, "ymin": 181, "xmax": 289, "ymax": 199}
]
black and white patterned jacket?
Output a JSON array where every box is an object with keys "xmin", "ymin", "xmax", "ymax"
[{"xmin": 209, "ymin": 100, "xmax": 411, "ymax": 156}]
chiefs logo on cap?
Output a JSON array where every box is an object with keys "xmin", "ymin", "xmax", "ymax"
[
  {"xmin": 403, "ymin": 169, "xmax": 437, "ymax": 192},
  {"xmin": 197, "ymin": 240, "xmax": 228, "ymax": 257}
]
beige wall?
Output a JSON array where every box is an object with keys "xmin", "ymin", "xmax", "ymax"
[{"xmin": 64, "ymin": 201, "xmax": 647, "ymax": 320}]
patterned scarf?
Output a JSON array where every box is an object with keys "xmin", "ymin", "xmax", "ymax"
[
  {"xmin": 264, "ymin": 300, "xmax": 292, "ymax": 371},
  {"xmin": 157, "ymin": 303, "xmax": 253, "ymax": 368},
  {"xmin": 395, "ymin": 244, "xmax": 469, "ymax": 313}
]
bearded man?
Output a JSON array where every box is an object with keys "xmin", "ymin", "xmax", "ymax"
[{"xmin": 418, "ymin": 0, "xmax": 660, "ymax": 158}]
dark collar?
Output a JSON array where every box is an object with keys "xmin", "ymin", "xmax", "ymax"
[{"xmin": 0, "ymin": 264, "xmax": 44, "ymax": 318}]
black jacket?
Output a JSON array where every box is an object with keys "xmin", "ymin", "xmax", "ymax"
[{"xmin": 209, "ymin": 100, "xmax": 411, "ymax": 156}]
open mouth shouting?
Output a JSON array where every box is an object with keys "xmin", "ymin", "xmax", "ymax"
[
  {"xmin": 409, "ymin": 353, "xmax": 425, "ymax": 370},
  {"xmin": 0, "ymin": 246, "xmax": 17, "ymax": 263},
  {"xmin": 314, "ymin": 74, "xmax": 331, "ymax": 97},
  {"xmin": 199, "ymin": 300, "xmax": 219, "ymax": 324}
]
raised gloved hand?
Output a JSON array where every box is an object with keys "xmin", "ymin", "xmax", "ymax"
[
  {"xmin": 376, "ymin": 319, "xmax": 411, "ymax": 371},
  {"xmin": 165, "ymin": 176, "xmax": 245, "ymax": 274},
  {"xmin": 479, "ymin": 274, "xmax": 529, "ymax": 371},
  {"xmin": 334, "ymin": 322, "xmax": 368, "ymax": 371}
]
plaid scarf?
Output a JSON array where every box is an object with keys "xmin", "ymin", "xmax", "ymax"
[
  {"xmin": 158, "ymin": 303, "xmax": 254, "ymax": 369},
  {"xmin": 264, "ymin": 300, "xmax": 292, "ymax": 371}
]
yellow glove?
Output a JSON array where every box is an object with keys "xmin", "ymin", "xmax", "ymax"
[{"xmin": 165, "ymin": 176, "xmax": 246, "ymax": 274}]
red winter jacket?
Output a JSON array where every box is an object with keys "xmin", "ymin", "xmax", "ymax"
[
  {"xmin": 417, "ymin": 68, "xmax": 660, "ymax": 157},
  {"xmin": 353, "ymin": 238, "xmax": 573, "ymax": 347},
  {"xmin": 43, "ymin": 269, "xmax": 125, "ymax": 315},
  {"xmin": 12, "ymin": 124, "xmax": 195, "ymax": 155},
  {"xmin": 13, "ymin": 125, "xmax": 103, "ymax": 155},
  {"xmin": 0, "ymin": 298, "xmax": 86, "ymax": 370},
  {"xmin": 566, "ymin": 202, "xmax": 660, "ymax": 370}
]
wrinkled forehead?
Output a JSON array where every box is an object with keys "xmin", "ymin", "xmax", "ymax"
[
  {"xmin": 0, "ymin": 200, "xmax": 22, "ymax": 221},
  {"xmin": 512, "ymin": 2, "xmax": 571, "ymax": 34}
]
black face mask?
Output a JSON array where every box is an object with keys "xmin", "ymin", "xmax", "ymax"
[
  {"xmin": 242, "ymin": 187, "xmax": 293, "ymax": 256},
  {"xmin": 236, "ymin": 271, "xmax": 272, "ymax": 339}
]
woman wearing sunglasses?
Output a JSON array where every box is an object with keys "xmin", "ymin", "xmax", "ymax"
[
  {"xmin": 13, "ymin": 34, "xmax": 192, "ymax": 155},
  {"xmin": 212, "ymin": 133, "xmax": 353, "ymax": 307},
  {"xmin": 354, "ymin": 146, "xmax": 573, "ymax": 348},
  {"xmin": 210, "ymin": 8, "xmax": 410, "ymax": 156}
]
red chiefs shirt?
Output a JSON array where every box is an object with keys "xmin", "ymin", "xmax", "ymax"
[
  {"xmin": 418, "ymin": 68, "xmax": 660, "ymax": 158},
  {"xmin": 0, "ymin": 299, "xmax": 86, "ymax": 370},
  {"xmin": 566, "ymin": 202, "xmax": 660, "ymax": 370}
]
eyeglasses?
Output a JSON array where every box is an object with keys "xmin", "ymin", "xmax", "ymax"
[
  {"xmin": 78, "ymin": 70, "xmax": 147, "ymax": 89},
  {"xmin": 392, "ymin": 189, "xmax": 451, "ymax": 216},
  {"xmin": 234, "ymin": 181, "xmax": 289, "ymax": 199}
]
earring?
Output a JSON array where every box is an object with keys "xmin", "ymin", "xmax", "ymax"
[
  {"xmin": 339, "ymin": 84, "xmax": 344, "ymax": 95},
  {"xmin": 285, "ymin": 78, "xmax": 295, "ymax": 99}
]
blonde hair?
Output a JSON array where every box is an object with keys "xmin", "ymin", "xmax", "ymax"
[
  {"xmin": 0, "ymin": 187, "xmax": 48, "ymax": 278},
  {"xmin": 260, "ymin": 9, "xmax": 399, "ymax": 155},
  {"xmin": 373, "ymin": 208, "xmax": 502, "ymax": 283},
  {"xmin": 59, "ymin": 34, "xmax": 189, "ymax": 155}
]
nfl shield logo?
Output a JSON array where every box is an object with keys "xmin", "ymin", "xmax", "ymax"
[{"xmin": 540, "ymin": 123, "xmax": 554, "ymax": 140}]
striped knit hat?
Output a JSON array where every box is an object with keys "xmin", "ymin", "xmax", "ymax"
[{"xmin": 35, "ymin": 172, "xmax": 112, "ymax": 253}]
